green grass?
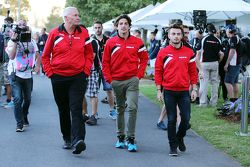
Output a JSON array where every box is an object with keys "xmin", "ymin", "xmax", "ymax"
[{"xmin": 140, "ymin": 84, "xmax": 250, "ymax": 167}]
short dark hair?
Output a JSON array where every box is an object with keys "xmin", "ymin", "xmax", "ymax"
[
  {"xmin": 4, "ymin": 17, "xmax": 13, "ymax": 24},
  {"xmin": 206, "ymin": 23, "xmax": 216, "ymax": 33},
  {"xmin": 168, "ymin": 24, "xmax": 184, "ymax": 35},
  {"xmin": 182, "ymin": 25, "xmax": 189, "ymax": 29},
  {"xmin": 42, "ymin": 27, "xmax": 46, "ymax": 31},
  {"xmin": 115, "ymin": 14, "xmax": 132, "ymax": 27},
  {"xmin": 94, "ymin": 21, "xmax": 103, "ymax": 25},
  {"xmin": 134, "ymin": 29, "xmax": 141, "ymax": 35}
]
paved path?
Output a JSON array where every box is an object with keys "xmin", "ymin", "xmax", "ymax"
[{"xmin": 0, "ymin": 76, "xmax": 242, "ymax": 167}]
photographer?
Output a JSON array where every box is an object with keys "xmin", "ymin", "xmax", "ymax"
[{"xmin": 5, "ymin": 19, "xmax": 40, "ymax": 132}]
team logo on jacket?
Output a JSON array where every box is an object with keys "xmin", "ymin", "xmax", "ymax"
[
  {"xmin": 179, "ymin": 56, "xmax": 187, "ymax": 59},
  {"xmin": 74, "ymin": 37, "xmax": 80, "ymax": 39},
  {"xmin": 126, "ymin": 46, "xmax": 134, "ymax": 49}
]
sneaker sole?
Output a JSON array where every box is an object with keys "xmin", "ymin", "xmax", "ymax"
[
  {"xmin": 16, "ymin": 129, "xmax": 24, "ymax": 132},
  {"xmin": 128, "ymin": 148, "xmax": 137, "ymax": 152},
  {"xmin": 72, "ymin": 140, "xmax": 86, "ymax": 154},
  {"xmin": 109, "ymin": 115, "xmax": 117, "ymax": 120},
  {"xmin": 116, "ymin": 145, "xmax": 125, "ymax": 149},
  {"xmin": 169, "ymin": 153, "xmax": 178, "ymax": 156}
]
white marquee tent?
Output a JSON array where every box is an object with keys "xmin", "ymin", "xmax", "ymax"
[
  {"xmin": 137, "ymin": 0, "xmax": 250, "ymax": 23},
  {"xmin": 102, "ymin": 3, "xmax": 161, "ymax": 31}
]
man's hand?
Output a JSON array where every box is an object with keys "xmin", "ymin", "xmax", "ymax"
[
  {"xmin": 157, "ymin": 90, "xmax": 164, "ymax": 103},
  {"xmin": 224, "ymin": 64, "xmax": 228, "ymax": 72},
  {"xmin": 199, "ymin": 71, "xmax": 204, "ymax": 80},
  {"xmin": 11, "ymin": 33, "xmax": 18, "ymax": 42},
  {"xmin": 33, "ymin": 66, "xmax": 40, "ymax": 75},
  {"xmin": 190, "ymin": 90, "xmax": 197, "ymax": 102}
]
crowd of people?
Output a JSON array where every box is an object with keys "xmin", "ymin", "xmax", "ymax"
[{"xmin": 0, "ymin": 5, "xmax": 247, "ymax": 157}]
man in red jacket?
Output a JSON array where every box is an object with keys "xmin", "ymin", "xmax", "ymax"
[
  {"xmin": 102, "ymin": 14, "xmax": 148, "ymax": 152},
  {"xmin": 155, "ymin": 24, "xmax": 198, "ymax": 156},
  {"xmin": 42, "ymin": 7, "xmax": 93, "ymax": 155}
]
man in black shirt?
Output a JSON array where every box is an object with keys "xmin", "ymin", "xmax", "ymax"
[
  {"xmin": 224, "ymin": 25, "xmax": 241, "ymax": 103},
  {"xmin": 196, "ymin": 23, "xmax": 224, "ymax": 107},
  {"xmin": 92, "ymin": 21, "xmax": 117, "ymax": 120}
]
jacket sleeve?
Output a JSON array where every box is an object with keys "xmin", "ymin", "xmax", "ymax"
[
  {"xmin": 102, "ymin": 40, "xmax": 112, "ymax": 83},
  {"xmin": 189, "ymin": 53, "xmax": 198, "ymax": 85},
  {"xmin": 83, "ymin": 35, "xmax": 94, "ymax": 77},
  {"xmin": 41, "ymin": 31, "xmax": 54, "ymax": 78},
  {"xmin": 154, "ymin": 49, "xmax": 164, "ymax": 86},
  {"xmin": 137, "ymin": 43, "xmax": 149, "ymax": 79}
]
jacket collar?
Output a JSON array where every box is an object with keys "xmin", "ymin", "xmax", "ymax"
[
  {"xmin": 117, "ymin": 31, "xmax": 131, "ymax": 40},
  {"xmin": 58, "ymin": 23, "xmax": 82, "ymax": 34}
]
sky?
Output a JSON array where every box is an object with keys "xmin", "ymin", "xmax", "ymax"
[{"xmin": 28, "ymin": 0, "xmax": 66, "ymax": 28}]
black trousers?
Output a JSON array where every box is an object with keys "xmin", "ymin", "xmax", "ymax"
[
  {"xmin": 163, "ymin": 90, "xmax": 191, "ymax": 149},
  {"xmin": 51, "ymin": 72, "xmax": 87, "ymax": 145}
]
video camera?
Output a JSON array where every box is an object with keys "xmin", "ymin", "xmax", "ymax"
[
  {"xmin": 2, "ymin": 23, "xmax": 31, "ymax": 43},
  {"xmin": 11, "ymin": 24, "xmax": 31, "ymax": 43}
]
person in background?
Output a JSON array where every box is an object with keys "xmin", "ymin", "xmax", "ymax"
[
  {"xmin": 0, "ymin": 16, "xmax": 14, "ymax": 109},
  {"xmin": 38, "ymin": 28, "xmax": 48, "ymax": 75},
  {"xmin": 92, "ymin": 21, "xmax": 117, "ymax": 119},
  {"xmin": 132, "ymin": 29, "xmax": 141, "ymax": 38},
  {"xmin": 149, "ymin": 29, "xmax": 160, "ymax": 60},
  {"xmin": 224, "ymin": 25, "xmax": 241, "ymax": 104},
  {"xmin": 6, "ymin": 19, "xmax": 41, "ymax": 132},
  {"xmin": 196, "ymin": 23, "xmax": 224, "ymax": 107}
]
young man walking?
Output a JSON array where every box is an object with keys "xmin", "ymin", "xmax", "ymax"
[
  {"xmin": 155, "ymin": 24, "xmax": 198, "ymax": 156},
  {"xmin": 102, "ymin": 14, "xmax": 148, "ymax": 152}
]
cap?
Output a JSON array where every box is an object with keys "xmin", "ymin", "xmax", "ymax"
[{"xmin": 226, "ymin": 24, "xmax": 236, "ymax": 33}]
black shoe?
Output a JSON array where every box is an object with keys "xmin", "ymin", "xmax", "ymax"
[
  {"xmin": 16, "ymin": 126, "xmax": 24, "ymax": 132},
  {"xmin": 23, "ymin": 116, "xmax": 29, "ymax": 127},
  {"xmin": 86, "ymin": 115, "xmax": 97, "ymax": 125},
  {"xmin": 63, "ymin": 140, "xmax": 72, "ymax": 149},
  {"xmin": 101, "ymin": 97, "xmax": 109, "ymax": 104},
  {"xmin": 83, "ymin": 114, "xmax": 89, "ymax": 123},
  {"xmin": 169, "ymin": 147, "xmax": 178, "ymax": 156},
  {"xmin": 178, "ymin": 138, "xmax": 186, "ymax": 152},
  {"xmin": 186, "ymin": 123, "xmax": 191, "ymax": 130},
  {"xmin": 72, "ymin": 140, "xmax": 86, "ymax": 154}
]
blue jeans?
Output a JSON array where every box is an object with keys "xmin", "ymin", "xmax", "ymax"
[
  {"xmin": 10, "ymin": 76, "xmax": 32, "ymax": 128},
  {"xmin": 163, "ymin": 90, "xmax": 191, "ymax": 148}
]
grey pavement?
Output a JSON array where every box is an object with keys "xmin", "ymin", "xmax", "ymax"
[{"xmin": 0, "ymin": 75, "xmax": 242, "ymax": 167}]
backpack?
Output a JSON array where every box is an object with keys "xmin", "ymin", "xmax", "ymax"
[{"xmin": 240, "ymin": 36, "xmax": 250, "ymax": 67}]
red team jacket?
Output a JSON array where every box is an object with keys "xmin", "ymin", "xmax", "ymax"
[
  {"xmin": 102, "ymin": 35, "xmax": 149, "ymax": 83},
  {"xmin": 155, "ymin": 44, "xmax": 198, "ymax": 91},
  {"xmin": 42, "ymin": 24, "xmax": 94, "ymax": 77}
]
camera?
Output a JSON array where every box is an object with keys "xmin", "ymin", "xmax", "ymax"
[{"xmin": 11, "ymin": 24, "xmax": 31, "ymax": 43}]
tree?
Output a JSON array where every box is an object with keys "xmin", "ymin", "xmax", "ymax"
[
  {"xmin": 65, "ymin": 0, "xmax": 165, "ymax": 27},
  {"xmin": 0, "ymin": 0, "xmax": 30, "ymax": 21},
  {"xmin": 45, "ymin": 6, "xmax": 63, "ymax": 31}
]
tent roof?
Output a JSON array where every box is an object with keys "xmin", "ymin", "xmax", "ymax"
[
  {"xmin": 103, "ymin": 3, "xmax": 161, "ymax": 30},
  {"xmin": 137, "ymin": 0, "xmax": 250, "ymax": 22}
]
